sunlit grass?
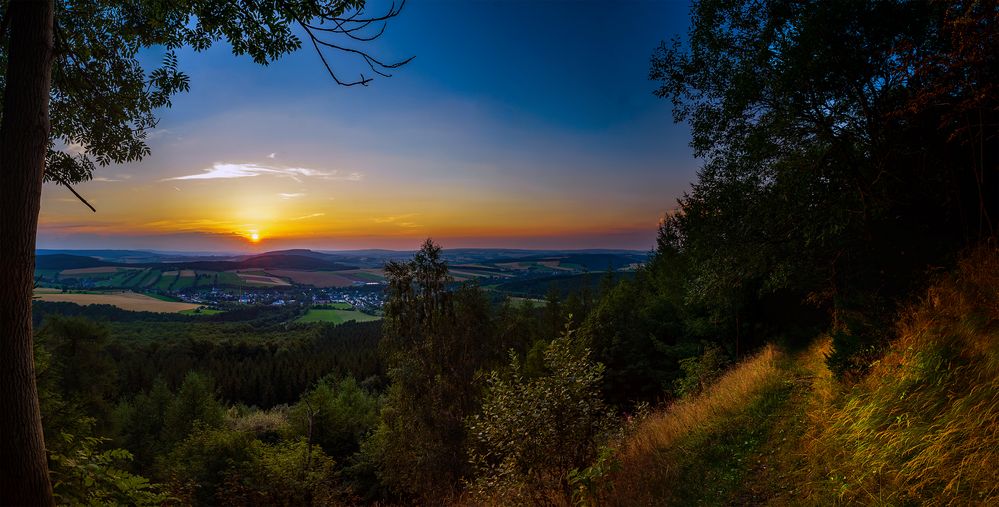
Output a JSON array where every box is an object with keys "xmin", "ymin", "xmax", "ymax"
[
  {"xmin": 600, "ymin": 245, "xmax": 998, "ymax": 506},
  {"xmin": 805, "ymin": 246, "xmax": 999, "ymax": 505},
  {"xmin": 605, "ymin": 344, "xmax": 788, "ymax": 505}
]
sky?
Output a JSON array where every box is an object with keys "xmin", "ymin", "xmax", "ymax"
[{"xmin": 37, "ymin": 0, "xmax": 697, "ymax": 252}]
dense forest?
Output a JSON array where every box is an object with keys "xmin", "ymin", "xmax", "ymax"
[{"xmin": 4, "ymin": 0, "xmax": 997, "ymax": 504}]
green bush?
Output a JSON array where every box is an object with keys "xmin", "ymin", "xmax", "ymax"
[
  {"xmin": 674, "ymin": 342, "xmax": 729, "ymax": 398},
  {"xmin": 468, "ymin": 324, "xmax": 614, "ymax": 504}
]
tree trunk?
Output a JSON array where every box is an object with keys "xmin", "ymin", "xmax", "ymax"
[{"xmin": 0, "ymin": 0, "xmax": 56, "ymax": 505}]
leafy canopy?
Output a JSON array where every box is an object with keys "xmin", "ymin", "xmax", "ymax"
[{"xmin": 0, "ymin": 0, "xmax": 408, "ymax": 191}]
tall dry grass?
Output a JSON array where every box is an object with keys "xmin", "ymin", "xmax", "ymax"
[
  {"xmin": 595, "ymin": 246, "xmax": 998, "ymax": 506},
  {"xmin": 804, "ymin": 245, "xmax": 999, "ymax": 505},
  {"xmin": 605, "ymin": 345, "xmax": 785, "ymax": 505}
]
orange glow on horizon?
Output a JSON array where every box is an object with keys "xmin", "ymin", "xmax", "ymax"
[{"xmin": 37, "ymin": 174, "xmax": 664, "ymax": 251}]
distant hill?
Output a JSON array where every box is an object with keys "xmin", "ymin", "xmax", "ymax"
[
  {"xmin": 35, "ymin": 248, "xmax": 647, "ymax": 273},
  {"xmin": 156, "ymin": 254, "xmax": 355, "ymax": 271},
  {"xmin": 37, "ymin": 249, "xmax": 158, "ymax": 259},
  {"xmin": 491, "ymin": 272, "xmax": 637, "ymax": 298},
  {"xmin": 480, "ymin": 252, "xmax": 648, "ymax": 271},
  {"xmin": 36, "ymin": 254, "xmax": 115, "ymax": 270},
  {"xmin": 253, "ymin": 249, "xmax": 335, "ymax": 260},
  {"xmin": 35, "ymin": 252, "xmax": 355, "ymax": 272}
]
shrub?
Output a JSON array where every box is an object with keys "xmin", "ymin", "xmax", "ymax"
[
  {"xmin": 673, "ymin": 342, "xmax": 729, "ymax": 398},
  {"xmin": 467, "ymin": 324, "xmax": 614, "ymax": 504}
]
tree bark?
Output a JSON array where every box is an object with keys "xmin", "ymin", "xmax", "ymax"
[{"xmin": 0, "ymin": 0, "xmax": 56, "ymax": 505}]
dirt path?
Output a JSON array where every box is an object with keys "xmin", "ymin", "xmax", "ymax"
[{"xmin": 728, "ymin": 340, "xmax": 834, "ymax": 505}]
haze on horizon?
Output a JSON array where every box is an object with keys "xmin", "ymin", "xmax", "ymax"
[{"xmin": 37, "ymin": 0, "xmax": 696, "ymax": 253}]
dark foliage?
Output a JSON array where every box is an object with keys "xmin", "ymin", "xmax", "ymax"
[{"xmin": 649, "ymin": 0, "xmax": 997, "ymax": 377}]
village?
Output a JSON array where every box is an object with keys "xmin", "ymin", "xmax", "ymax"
[{"xmin": 176, "ymin": 285, "xmax": 386, "ymax": 314}]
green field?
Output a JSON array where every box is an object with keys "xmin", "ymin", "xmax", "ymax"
[
  {"xmin": 216, "ymin": 272, "xmax": 244, "ymax": 286},
  {"xmin": 172, "ymin": 274, "xmax": 198, "ymax": 290},
  {"xmin": 348, "ymin": 271, "xmax": 385, "ymax": 282},
  {"xmin": 315, "ymin": 302, "xmax": 354, "ymax": 310},
  {"xmin": 103, "ymin": 269, "xmax": 138, "ymax": 287},
  {"xmin": 155, "ymin": 272, "xmax": 179, "ymax": 290},
  {"xmin": 296, "ymin": 308, "xmax": 381, "ymax": 324}
]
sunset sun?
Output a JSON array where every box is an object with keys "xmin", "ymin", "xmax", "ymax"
[{"xmin": 249, "ymin": 232, "xmax": 261, "ymax": 243}]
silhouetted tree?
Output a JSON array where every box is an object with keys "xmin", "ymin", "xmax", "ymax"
[
  {"xmin": 650, "ymin": 0, "xmax": 997, "ymax": 376},
  {"xmin": 374, "ymin": 239, "xmax": 495, "ymax": 500},
  {"xmin": 0, "ymin": 2, "xmax": 409, "ymax": 500}
]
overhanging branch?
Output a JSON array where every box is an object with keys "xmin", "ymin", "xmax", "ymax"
[{"xmin": 295, "ymin": 0, "xmax": 413, "ymax": 87}]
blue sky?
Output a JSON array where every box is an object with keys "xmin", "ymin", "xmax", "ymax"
[{"xmin": 38, "ymin": 0, "xmax": 697, "ymax": 251}]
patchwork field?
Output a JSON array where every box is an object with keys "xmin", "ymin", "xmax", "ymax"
[
  {"xmin": 235, "ymin": 271, "xmax": 291, "ymax": 287},
  {"xmin": 347, "ymin": 270, "xmax": 386, "ymax": 283},
  {"xmin": 265, "ymin": 269, "xmax": 359, "ymax": 288},
  {"xmin": 32, "ymin": 290, "xmax": 199, "ymax": 313}
]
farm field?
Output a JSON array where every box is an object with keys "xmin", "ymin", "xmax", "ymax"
[
  {"xmin": 235, "ymin": 271, "xmax": 291, "ymax": 287},
  {"xmin": 295, "ymin": 308, "xmax": 381, "ymax": 324},
  {"xmin": 264, "ymin": 268, "xmax": 388, "ymax": 287},
  {"xmin": 449, "ymin": 269, "xmax": 510, "ymax": 279},
  {"xmin": 32, "ymin": 290, "xmax": 199, "ymax": 313},
  {"xmin": 171, "ymin": 271, "xmax": 199, "ymax": 290},
  {"xmin": 451, "ymin": 265, "xmax": 516, "ymax": 278},
  {"xmin": 347, "ymin": 269, "xmax": 386, "ymax": 283},
  {"xmin": 265, "ymin": 269, "xmax": 359, "ymax": 287},
  {"xmin": 156, "ymin": 271, "xmax": 180, "ymax": 290},
  {"xmin": 317, "ymin": 302, "xmax": 354, "ymax": 310}
]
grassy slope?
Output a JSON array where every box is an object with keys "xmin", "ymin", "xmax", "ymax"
[{"xmin": 604, "ymin": 246, "xmax": 998, "ymax": 506}]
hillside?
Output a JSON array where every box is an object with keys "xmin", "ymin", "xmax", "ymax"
[
  {"xmin": 597, "ymin": 247, "xmax": 998, "ymax": 505},
  {"xmin": 34, "ymin": 252, "xmax": 356, "ymax": 272}
]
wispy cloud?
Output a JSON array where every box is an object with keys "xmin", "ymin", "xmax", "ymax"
[
  {"xmin": 141, "ymin": 218, "xmax": 236, "ymax": 231},
  {"xmin": 290, "ymin": 213, "xmax": 325, "ymax": 221},
  {"xmin": 165, "ymin": 163, "xmax": 361, "ymax": 183},
  {"xmin": 278, "ymin": 192, "xmax": 305, "ymax": 199},
  {"xmin": 90, "ymin": 172, "xmax": 131, "ymax": 183},
  {"xmin": 145, "ymin": 128, "xmax": 173, "ymax": 140},
  {"xmin": 64, "ymin": 141, "xmax": 87, "ymax": 156},
  {"xmin": 372, "ymin": 213, "xmax": 416, "ymax": 224},
  {"xmin": 267, "ymin": 152, "xmax": 277, "ymax": 159}
]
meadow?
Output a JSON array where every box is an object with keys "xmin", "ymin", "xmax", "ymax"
[
  {"xmin": 295, "ymin": 306, "xmax": 381, "ymax": 324},
  {"xmin": 31, "ymin": 290, "xmax": 199, "ymax": 313}
]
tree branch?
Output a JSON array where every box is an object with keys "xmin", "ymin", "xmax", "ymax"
[
  {"xmin": 295, "ymin": 0, "xmax": 412, "ymax": 86},
  {"xmin": 52, "ymin": 175, "xmax": 97, "ymax": 212}
]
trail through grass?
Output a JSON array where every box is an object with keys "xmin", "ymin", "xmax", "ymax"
[{"xmin": 602, "ymin": 246, "xmax": 999, "ymax": 506}]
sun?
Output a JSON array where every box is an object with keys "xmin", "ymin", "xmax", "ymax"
[{"xmin": 248, "ymin": 231, "xmax": 261, "ymax": 243}]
